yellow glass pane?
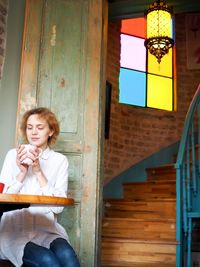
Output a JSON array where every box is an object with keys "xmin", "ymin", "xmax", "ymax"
[
  {"xmin": 147, "ymin": 74, "xmax": 173, "ymax": 111},
  {"xmin": 147, "ymin": 10, "xmax": 172, "ymax": 38},
  {"xmin": 148, "ymin": 49, "xmax": 172, "ymax": 77}
]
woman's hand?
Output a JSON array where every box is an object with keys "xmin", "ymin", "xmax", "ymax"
[
  {"xmin": 31, "ymin": 148, "xmax": 48, "ymax": 187},
  {"xmin": 16, "ymin": 145, "xmax": 41, "ymax": 172},
  {"xmin": 16, "ymin": 145, "xmax": 29, "ymax": 183},
  {"xmin": 31, "ymin": 147, "xmax": 42, "ymax": 174},
  {"xmin": 16, "ymin": 145, "xmax": 29, "ymax": 173},
  {"xmin": 17, "ymin": 145, "xmax": 47, "ymax": 187}
]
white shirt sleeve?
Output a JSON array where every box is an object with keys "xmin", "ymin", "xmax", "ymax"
[
  {"xmin": 41, "ymin": 156, "xmax": 69, "ymax": 197},
  {"xmin": 0, "ymin": 149, "xmax": 23, "ymax": 193},
  {"xmin": 0, "ymin": 149, "xmax": 70, "ymax": 215},
  {"xmin": 38, "ymin": 155, "xmax": 69, "ymax": 214}
]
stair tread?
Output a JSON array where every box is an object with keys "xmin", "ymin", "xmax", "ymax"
[
  {"xmin": 101, "ymin": 262, "xmax": 176, "ymax": 267},
  {"xmin": 103, "ymin": 217, "xmax": 175, "ymax": 222},
  {"xmin": 104, "ymin": 198, "xmax": 176, "ymax": 203},
  {"xmin": 123, "ymin": 180, "xmax": 176, "ymax": 185},
  {"xmin": 102, "ymin": 237, "xmax": 178, "ymax": 245},
  {"xmin": 146, "ymin": 164, "xmax": 175, "ymax": 172},
  {"xmin": 124, "ymin": 196, "xmax": 176, "ymax": 201}
]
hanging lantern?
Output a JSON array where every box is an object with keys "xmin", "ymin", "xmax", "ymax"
[{"xmin": 144, "ymin": 0, "xmax": 174, "ymax": 63}]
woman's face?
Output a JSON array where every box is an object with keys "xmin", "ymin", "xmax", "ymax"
[{"xmin": 26, "ymin": 114, "xmax": 54, "ymax": 150}]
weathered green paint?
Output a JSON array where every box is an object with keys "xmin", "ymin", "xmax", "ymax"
[
  {"xmin": 58, "ymin": 204, "xmax": 81, "ymax": 252},
  {"xmin": 17, "ymin": 0, "xmax": 106, "ymax": 266},
  {"xmin": 16, "ymin": 0, "xmax": 44, "ymax": 134}
]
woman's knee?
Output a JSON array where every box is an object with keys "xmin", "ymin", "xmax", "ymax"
[
  {"xmin": 50, "ymin": 238, "xmax": 80, "ymax": 266},
  {"xmin": 39, "ymin": 250, "xmax": 60, "ymax": 267},
  {"xmin": 23, "ymin": 242, "xmax": 61, "ymax": 267},
  {"xmin": 50, "ymin": 238, "xmax": 72, "ymax": 253}
]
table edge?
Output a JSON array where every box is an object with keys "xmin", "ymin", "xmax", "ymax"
[{"xmin": 0, "ymin": 193, "xmax": 74, "ymax": 206}]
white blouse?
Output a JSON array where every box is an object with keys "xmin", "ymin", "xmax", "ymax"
[{"xmin": 0, "ymin": 147, "xmax": 69, "ymax": 267}]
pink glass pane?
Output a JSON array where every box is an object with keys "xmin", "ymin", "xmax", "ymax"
[{"xmin": 120, "ymin": 34, "xmax": 146, "ymax": 72}]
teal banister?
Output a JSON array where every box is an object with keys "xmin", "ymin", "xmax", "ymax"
[
  {"xmin": 187, "ymin": 218, "xmax": 192, "ymax": 267},
  {"xmin": 176, "ymin": 166, "xmax": 182, "ymax": 267},
  {"xmin": 182, "ymin": 164, "xmax": 187, "ymax": 235},
  {"xmin": 175, "ymin": 83, "xmax": 200, "ymax": 267},
  {"xmin": 191, "ymin": 123, "xmax": 197, "ymax": 194},
  {"xmin": 186, "ymin": 140, "xmax": 191, "ymax": 212},
  {"xmin": 175, "ymin": 84, "xmax": 200, "ymax": 168},
  {"xmin": 198, "ymin": 105, "xmax": 200, "ymax": 171}
]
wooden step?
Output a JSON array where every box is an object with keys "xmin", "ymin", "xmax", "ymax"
[
  {"xmin": 123, "ymin": 182, "xmax": 176, "ymax": 200},
  {"xmin": 102, "ymin": 164, "xmax": 177, "ymax": 266},
  {"xmin": 124, "ymin": 180, "xmax": 176, "ymax": 185},
  {"xmin": 146, "ymin": 164, "xmax": 176, "ymax": 182},
  {"xmin": 174, "ymin": 144, "xmax": 199, "ymax": 163},
  {"xmin": 102, "ymin": 263, "xmax": 176, "ymax": 267},
  {"xmin": 102, "ymin": 217, "xmax": 176, "ymax": 240},
  {"xmin": 146, "ymin": 164, "xmax": 176, "ymax": 175},
  {"xmin": 104, "ymin": 199, "xmax": 176, "ymax": 219},
  {"xmin": 101, "ymin": 238, "xmax": 176, "ymax": 266}
]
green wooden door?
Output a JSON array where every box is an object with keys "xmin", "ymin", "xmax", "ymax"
[{"xmin": 16, "ymin": 0, "xmax": 107, "ymax": 266}]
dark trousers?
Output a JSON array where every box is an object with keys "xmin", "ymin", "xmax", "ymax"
[{"xmin": 22, "ymin": 238, "xmax": 80, "ymax": 267}]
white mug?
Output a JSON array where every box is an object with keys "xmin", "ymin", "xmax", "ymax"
[{"xmin": 21, "ymin": 144, "xmax": 42, "ymax": 166}]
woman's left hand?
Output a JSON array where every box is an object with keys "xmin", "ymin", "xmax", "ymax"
[
  {"xmin": 31, "ymin": 147, "xmax": 42, "ymax": 174},
  {"xmin": 31, "ymin": 148, "xmax": 48, "ymax": 187}
]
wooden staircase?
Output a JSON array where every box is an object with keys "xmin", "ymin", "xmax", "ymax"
[{"xmin": 101, "ymin": 164, "xmax": 177, "ymax": 267}]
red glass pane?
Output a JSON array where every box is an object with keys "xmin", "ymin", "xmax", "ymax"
[{"xmin": 121, "ymin": 18, "xmax": 146, "ymax": 38}]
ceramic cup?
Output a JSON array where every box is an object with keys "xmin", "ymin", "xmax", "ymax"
[
  {"xmin": 0, "ymin": 182, "xmax": 5, "ymax": 193},
  {"xmin": 21, "ymin": 144, "xmax": 42, "ymax": 166}
]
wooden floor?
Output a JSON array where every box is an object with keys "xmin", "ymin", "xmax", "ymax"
[{"xmin": 101, "ymin": 164, "xmax": 177, "ymax": 267}]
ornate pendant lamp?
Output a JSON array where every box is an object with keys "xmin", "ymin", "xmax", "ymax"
[{"xmin": 144, "ymin": 0, "xmax": 174, "ymax": 63}]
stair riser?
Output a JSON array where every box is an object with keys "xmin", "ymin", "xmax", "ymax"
[
  {"xmin": 124, "ymin": 193, "xmax": 176, "ymax": 200},
  {"xmin": 146, "ymin": 167, "xmax": 176, "ymax": 176},
  {"xmin": 104, "ymin": 212, "xmax": 175, "ymax": 219},
  {"xmin": 102, "ymin": 231, "xmax": 175, "ymax": 239},
  {"xmin": 104, "ymin": 201, "xmax": 175, "ymax": 218},
  {"xmin": 123, "ymin": 183, "xmax": 176, "ymax": 200},
  {"xmin": 102, "ymin": 242, "xmax": 176, "ymax": 265},
  {"xmin": 124, "ymin": 184, "xmax": 176, "ymax": 192},
  {"xmin": 102, "ymin": 219, "xmax": 175, "ymax": 238}
]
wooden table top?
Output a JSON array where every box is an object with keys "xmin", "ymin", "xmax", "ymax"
[{"xmin": 0, "ymin": 193, "xmax": 74, "ymax": 206}]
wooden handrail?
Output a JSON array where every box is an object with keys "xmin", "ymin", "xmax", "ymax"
[{"xmin": 0, "ymin": 193, "xmax": 74, "ymax": 206}]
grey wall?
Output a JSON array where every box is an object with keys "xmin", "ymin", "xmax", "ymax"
[{"xmin": 0, "ymin": 0, "xmax": 25, "ymax": 169}]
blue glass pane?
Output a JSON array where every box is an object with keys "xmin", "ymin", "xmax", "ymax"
[{"xmin": 119, "ymin": 68, "xmax": 146, "ymax": 106}]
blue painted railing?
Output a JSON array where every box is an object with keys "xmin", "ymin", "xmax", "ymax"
[{"xmin": 175, "ymin": 84, "xmax": 200, "ymax": 267}]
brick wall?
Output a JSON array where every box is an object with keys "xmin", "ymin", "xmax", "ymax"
[{"xmin": 104, "ymin": 13, "xmax": 200, "ymax": 184}]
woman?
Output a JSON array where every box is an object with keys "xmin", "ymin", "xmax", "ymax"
[{"xmin": 0, "ymin": 107, "xmax": 80, "ymax": 267}]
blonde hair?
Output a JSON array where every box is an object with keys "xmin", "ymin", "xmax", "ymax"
[{"xmin": 20, "ymin": 107, "xmax": 60, "ymax": 146}]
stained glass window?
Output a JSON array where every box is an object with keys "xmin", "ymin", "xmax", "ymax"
[{"xmin": 119, "ymin": 17, "xmax": 176, "ymax": 111}]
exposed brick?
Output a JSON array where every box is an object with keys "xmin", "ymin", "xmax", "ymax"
[{"xmin": 104, "ymin": 13, "xmax": 200, "ymax": 184}]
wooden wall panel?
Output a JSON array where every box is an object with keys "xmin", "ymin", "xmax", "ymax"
[{"xmin": 16, "ymin": 0, "xmax": 107, "ymax": 266}]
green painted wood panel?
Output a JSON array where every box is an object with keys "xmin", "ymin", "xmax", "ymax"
[
  {"xmin": 17, "ymin": 0, "xmax": 106, "ymax": 266},
  {"xmin": 38, "ymin": 0, "xmax": 84, "ymax": 136}
]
